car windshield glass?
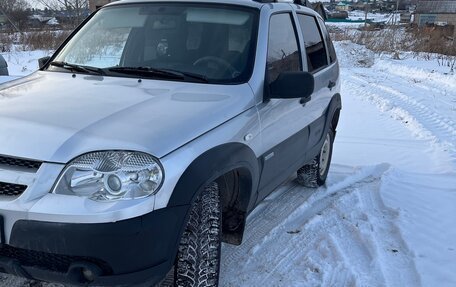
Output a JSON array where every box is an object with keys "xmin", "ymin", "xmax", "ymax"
[{"xmin": 50, "ymin": 3, "xmax": 258, "ymax": 84}]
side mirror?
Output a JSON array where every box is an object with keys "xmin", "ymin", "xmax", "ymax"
[
  {"xmin": 0, "ymin": 54, "xmax": 8, "ymax": 76},
  {"xmin": 269, "ymin": 71, "xmax": 314, "ymax": 99},
  {"xmin": 38, "ymin": 56, "xmax": 51, "ymax": 69}
]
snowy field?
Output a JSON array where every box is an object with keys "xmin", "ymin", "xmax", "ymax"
[
  {"xmin": 347, "ymin": 10, "xmax": 399, "ymax": 23},
  {"xmin": 0, "ymin": 38, "xmax": 455, "ymax": 286}
]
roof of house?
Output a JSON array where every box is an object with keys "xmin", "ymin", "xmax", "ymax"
[{"xmin": 415, "ymin": 1, "xmax": 456, "ymax": 14}]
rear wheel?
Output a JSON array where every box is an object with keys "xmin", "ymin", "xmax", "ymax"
[
  {"xmin": 297, "ymin": 129, "xmax": 334, "ymax": 187},
  {"xmin": 175, "ymin": 182, "xmax": 221, "ymax": 287}
]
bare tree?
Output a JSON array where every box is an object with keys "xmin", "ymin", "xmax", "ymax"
[
  {"xmin": 0, "ymin": 0, "xmax": 31, "ymax": 31},
  {"xmin": 32, "ymin": 0, "xmax": 88, "ymax": 27}
]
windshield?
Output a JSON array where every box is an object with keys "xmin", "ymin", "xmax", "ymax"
[{"xmin": 50, "ymin": 3, "xmax": 258, "ymax": 84}]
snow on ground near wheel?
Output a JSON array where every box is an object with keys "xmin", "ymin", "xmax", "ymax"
[
  {"xmin": 221, "ymin": 42, "xmax": 456, "ymax": 286},
  {"xmin": 1, "ymin": 41, "xmax": 456, "ymax": 286}
]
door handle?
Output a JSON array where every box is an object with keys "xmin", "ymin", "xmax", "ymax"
[{"xmin": 328, "ymin": 80, "xmax": 336, "ymax": 90}]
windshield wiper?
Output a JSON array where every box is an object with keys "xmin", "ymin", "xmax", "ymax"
[
  {"xmin": 108, "ymin": 66, "xmax": 184, "ymax": 80},
  {"xmin": 107, "ymin": 66, "xmax": 208, "ymax": 83},
  {"xmin": 50, "ymin": 61, "xmax": 105, "ymax": 75},
  {"xmin": 161, "ymin": 69, "xmax": 209, "ymax": 83}
]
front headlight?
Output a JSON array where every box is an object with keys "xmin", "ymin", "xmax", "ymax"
[{"xmin": 53, "ymin": 151, "xmax": 164, "ymax": 201}]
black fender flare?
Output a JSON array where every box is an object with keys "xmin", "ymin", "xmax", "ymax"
[
  {"xmin": 305, "ymin": 93, "xmax": 342, "ymax": 162},
  {"xmin": 168, "ymin": 143, "xmax": 260, "ymax": 207},
  {"xmin": 167, "ymin": 142, "xmax": 260, "ymax": 208},
  {"xmin": 166, "ymin": 143, "xmax": 260, "ymax": 247},
  {"xmin": 325, "ymin": 93, "xmax": 342, "ymax": 132}
]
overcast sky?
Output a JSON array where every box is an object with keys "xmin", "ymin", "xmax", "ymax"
[{"xmin": 29, "ymin": 0, "xmax": 46, "ymax": 10}]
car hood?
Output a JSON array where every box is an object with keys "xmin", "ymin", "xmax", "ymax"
[{"xmin": 0, "ymin": 71, "xmax": 255, "ymax": 163}]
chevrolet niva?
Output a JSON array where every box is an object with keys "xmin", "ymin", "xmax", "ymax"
[{"xmin": 0, "ymin": 0, "xmax": 341, "ymax": 286}]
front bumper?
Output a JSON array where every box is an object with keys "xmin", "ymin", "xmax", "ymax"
[{"xmin": 0, "ymin": 205, "xmax": 189, "ymax": 286}]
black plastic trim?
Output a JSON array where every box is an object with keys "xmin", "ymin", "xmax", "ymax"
[
  {"xmin": 257, "ymin": 124, "xmax": 310, "ymax": 201},
  {"xmin": 0, "ymin": 155, "xmax": 42, "ymax": 170},
  {"xmin": 167, "ymin": 143, "xmax": 260, "ymax": 211},
  {"xmin": 0, "ymin": 181, "xmax": 27, "ymax": 197},
  {"xmin": 7, "ymin": 206, "xmax": 189, "ymax": 285}
]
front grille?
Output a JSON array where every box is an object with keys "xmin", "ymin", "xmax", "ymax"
[
  {"xmin": 0, "ymin": 245, "xmax": 112, "ymax": 274},
  {"xmin": 0, "ymin": 155, "xmax": 42, "ymax": 170},
  {"xmin": 0, "ymin": 181, "xmax": 27, "ymax": 196}
]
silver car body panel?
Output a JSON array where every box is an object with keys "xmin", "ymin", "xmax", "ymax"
[
  {"xmin": 0, "ymin": 0, "xmax": 339, "ymax": 243},
  {"xmin": 0, "ymin": 71, "xmax": 256, "ymax": 162}
]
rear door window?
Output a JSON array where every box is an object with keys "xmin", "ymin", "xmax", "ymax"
[
  {"xmin": 317, "ymin": 17, "xmax": 337, "ymax": 64},
  {"xmin": 296, "ymin": 14, "xmax": 328, "ymax": 73}
]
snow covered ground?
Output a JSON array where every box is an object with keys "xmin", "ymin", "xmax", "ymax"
[
  {"xmin": 347, "ymin": 10, "xmax": 399, "ymax": 23},
  {"xmin": 220, "ymin": 42, "xmax": 456, "ymax": 287},
  {"xmin": 0, "ymin": 39, "xmax": 455, "ymax": 287},
  {"xmin": 0, "ymin": 50, "xmax": 49, "ymax": 80}
]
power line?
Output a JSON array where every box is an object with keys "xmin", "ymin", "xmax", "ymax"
[{"xmin": 0, "ymin": 7, "xmax": 21, "ymax": 33}]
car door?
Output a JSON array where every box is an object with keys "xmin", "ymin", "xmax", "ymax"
[
  {"xmin": 295, "ymin": 13, "xmax": 335, "ymax": 152},
  {"xmin": 255, "ymin": 12, "xmax": 313, "ymax": 202}
]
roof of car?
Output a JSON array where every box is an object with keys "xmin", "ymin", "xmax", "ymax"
[
  {"xmin": 104, "ymin": 0, "xmax": 321, "ymax": 18},
  {"xmin": 106, "ymin": 0, "xmax": 265, "ymax": 9},
  {"xmin": 105, "ymin": 0, "xmax": 319, "ymax": 10}
]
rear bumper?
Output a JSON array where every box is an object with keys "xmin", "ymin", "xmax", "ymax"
[{"xmin": 0, "ymin": 205, "xmax": 189, "ymax": 286}]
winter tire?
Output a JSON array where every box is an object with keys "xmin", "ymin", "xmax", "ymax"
[
  {"xmin": 297, "ymin": 128, "xmax": 334, "ymax": 187},
  {"xmin": 175, "ymin": 182, "xmax": 222, "ymax": 287}
]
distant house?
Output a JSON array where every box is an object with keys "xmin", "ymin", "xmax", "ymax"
[
  {"xmin": 414, "ymin": 1, "xmax": 456, "ymax": 29},
  {"xmin": 89, "ymin": 0, "xmax": 119, "ymax": 12},
  {"xmin": 335, "ymin": 2, "xmax": 352, "ymax": 12},
  {"xmin": 27, "ymin": 15, "xmax": 56, "ymax": 28},
  {"xmin": 400, "ymin": 12, "xmax": 412, "ymax": 23}
]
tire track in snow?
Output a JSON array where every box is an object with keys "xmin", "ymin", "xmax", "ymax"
[
  {"xmin": 375, "ymin": 61, "xmax": 456, "ymax": 92},
  {"xmin": 343, "ymin": 74, "xmax": 456, "ymax": 169},
  {"xmin": 221, "ymin": 164, "xmax": 420, "ymax": 287},
  {"xmin": 371, "ymin": 81, "xmax": 456, "ymax": 140},
  {"xmin": 380, "ymin": 169, "xmax": 456, "ymax": 287},
  {"xmin": 221, "ymin": 178, "xmax": 312, "ymax": 269},
  {"xmin": 352, "ymin": 175, "xmax": 421, "ymax": 286},
  {"xmin": 348, "ymin": 72, "xmax": 456, "ymax": 144}
]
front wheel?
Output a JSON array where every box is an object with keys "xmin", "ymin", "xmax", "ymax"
[
  {"xmin": 175, "ymin": 182, "xmax": 222, "ymax": 287},
  {"xmin": 297, "ymin": 129, "xmax": 334, "ymax": 187}
]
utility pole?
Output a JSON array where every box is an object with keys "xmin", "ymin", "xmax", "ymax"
[{"xmin": 395, "ymin": 0, "xmax": 400, "ymax": 25}]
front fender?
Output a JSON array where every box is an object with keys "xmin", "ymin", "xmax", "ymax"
[{"xmin": 167, "ymin": 142, "xmax": 260, "ymax": 209}]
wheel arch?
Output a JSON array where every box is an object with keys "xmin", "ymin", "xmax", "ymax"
[
  {"xmin": 167, "ymin": 142, "xmax": 260, "ymax": 245},
  {"xmin": 328, "ymin": 93, "xmax": 342, "ymax": 130}
]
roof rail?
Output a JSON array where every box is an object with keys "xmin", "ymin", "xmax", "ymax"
[
  {"xmin": 253, "ymin": 0, "xmax": 327, "ymax": 20},
  {"xmin": 253, "ymin": 0, "xmax": 313, "ymax": 9}
]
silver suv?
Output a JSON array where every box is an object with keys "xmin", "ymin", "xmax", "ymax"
[{"xmin": 0, "ymin": 0, "xmax": 340, "ymax": 286}]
